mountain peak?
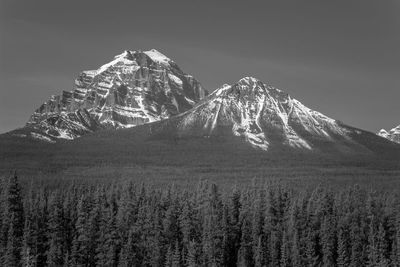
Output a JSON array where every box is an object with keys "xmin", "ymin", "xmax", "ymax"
[
  {"xmin": 111, "ymin": 49, "xmax": 172, "ymax": 65},
  {"xmin": 378, "ymin": 129, "xmax": 389, "ymax": 137},
  {"xmin": 114, "ymin": 50, "xmax": 134, "ymax": 60},
  {"xmin": 20, "ymin": 49, "xmax": 207, "ymax": 141},
  {"xmin": 171, "ymin": 77, "xmax": 349, "ymax": 151},
  {"xmin": 237, "ymin": 76, "xmax": 261, "ymax": 84},
  {"xmin": 377, "ymin": 125, "xmax": 400, "ymax": 144}
]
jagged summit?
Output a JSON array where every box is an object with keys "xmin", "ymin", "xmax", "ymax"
[
  {"xmin": 237, "ymin": 76, "xmax": 262, "ymax": 84},
  {"xmin": 18, "ymin": 49, "xmax": 207, "ymax": 141},
  {"xmin": 112, "ymin": 49, "xmax": 172, "ymax": 65},
  {"xmin": 378, "ymin": 125, "xmax": 400, "ymax": 144}
]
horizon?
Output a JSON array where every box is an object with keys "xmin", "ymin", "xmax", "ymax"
[{"xmin": 1, "ymin": 0, "xmax": 399, "ymax": 134}]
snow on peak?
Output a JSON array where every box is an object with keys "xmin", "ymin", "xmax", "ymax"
[
  {"xmin": 143, "ymin": 49, "xmax": 172, "ymax": 66},
  {"xmin": 377, "ymin": 125, "xmax": 400, "ymax": 144},
  {"xmin": 378, "ymin": 129, "xmax": 389, "ymax": 137},
  {"xmin": 238, "ymin": 76, "xmax": 261, "ymax": 84},
  {"xmin": 114, "ymin": 50, "xmax": 134, "ymax": 59},
  {"xmin": 24, "ymin": 48, "xmax": 206, "ymax": 141},
  {"xmin": 390, "ymin": 125, "xmax": 400, "ymax": 133},
  {"xmin": 213, "ymin": 84, "xmax": 232, "ymax": 97},
  {"xmin": 95, "ymin": 49, "xmax": 174, "ymax": 75}
]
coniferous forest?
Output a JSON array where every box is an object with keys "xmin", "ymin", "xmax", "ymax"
[{"xmin": 1, "ymin": 174, "xmax": 400, "ymax": 267}]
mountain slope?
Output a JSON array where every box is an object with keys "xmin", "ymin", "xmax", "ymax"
[
  {"xmin": 143, "ymin": 77, "xmax": 397, "ymax": 155},
  {"xmin": 1, "ymin": 77, "xmax": 399, "ymax": 184},
  {"xmin": 378, "ymin": 125, "xmax": 400, "ymax": 144},
  {"xmin": 13, "ymin": 49, "xmax": 207, "ymax": 141}
]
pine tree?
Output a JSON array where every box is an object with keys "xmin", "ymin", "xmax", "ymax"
[
  {"xmin": 71, "ymin": 195, "xmax": 93, "ymax": 266},
  {"xmin": 376, "ymin": 223, "xmax": 388, "ymax": 266},
  {"xmin": 321, "ymin": 215, "xmax": 336, "ymax": 267},
  {"xmin": 350, "ymin": 220, "xmax": 364, "ymax": 267},
  {"xmin": 5, "ymin": 214, "xmax": 21, "ymax": 266},
  {"xmin": 179, "ymin": 199, "xmax": 194, "ymax": 249},
  {"xmin": 172, "ymin": 241, "xmax": 181, "ymax": 267},
  {"xmin": 237, "ymin": 208, "xmax": 253, "ymax": 266},
  {"xmin": 96, "ymin": 203, "xmax": 119, "ymax": 267},
  {"xmin": 35, "ymin": 189, "xmax": 49, "ymax": 266},
  {"xmin": 395, "ymin": 211, "xmax": 400, "ymax": 267},
  {"xmin": 200, "ymin": 183, "xmax": 224, "ymax": 266},
  {"xmin": 0, "ymin": 176, "xmax": 6, "ymax": 260},
  {"xmin": 21, "ymin": 186, "xmax": 37, "ymax": 267},
  {"xmin": 253, "ymin": 236, "xmax": 264, "ymax": 267},
  {"xmin": 305, "ymin": 228, "xmax": 319, "ymax": 267},
  {"xmin": 280, "ymin": 229, "xmax": 290, "ymax": 267},
  {"xmin": 291, "ymin": 228, "xmax": 302, "ymax": 267},
  {"xmin": 2, "ymin": 173, "xmax": 24, "ymax": 266},
  {"xmin": 47, "ymin": 193, "xmax": 65, "ymax": 266},
  {"xmin": 367, "ymin": 216, "xmax": 378, "ymax": 267},
  {"xmin": 224, "ymin": 187, "xmax": 241, "ymax": 266},
  {"xmin": 337, "ymin": 228, "xmax": 350, "ymax": 267},
  {"xmin": 148, "ymin": 204, "xmax": 163, "ymax": 267},
  {"xmin": 165, "ymin": 245, "xmax": 173, "ymax": 267},
  {"xmin": 119, "ymin": 228, "xmax": 140, "ymax": 267}
]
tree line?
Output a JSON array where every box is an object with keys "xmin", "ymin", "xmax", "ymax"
[{"xmin": 0, "ymin": 174, "xmax": 399, "ymax": 266}]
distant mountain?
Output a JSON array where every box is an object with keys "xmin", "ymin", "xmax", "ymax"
[
  {"xmin": 144, "ymin": 77, "xmax": 398, "ymax": 154},
  {"xmin": 12, "ymin": 49, "xmax": 207, "ymax": 141},
  {"xmin": 378, "ymin": 125, "xmax": 400, "ymax": 144}
]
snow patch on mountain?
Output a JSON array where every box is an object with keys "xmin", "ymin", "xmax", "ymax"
[
  {"xmin": 378, "ymin": 125, "xmax": 400, "ymax": 144},
  {"xmin": 143, "ymin": 49, "xmax": 171, "ymax": 66},
  {"xmin": 31, "ymin": 132, "xmax": 56, "ymax": 143}
]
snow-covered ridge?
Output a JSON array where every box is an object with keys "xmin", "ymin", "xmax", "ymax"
[
  {"xmin": 24, "ymin": 49, "xmax": 207, "ymax": 141},
  {"xmin": 378, "ymin": 125, "xmax": 400, "ymax": 144},
  {"xmin": 174, "ymin": 77, "xmax": 349, "ymax": 151}
]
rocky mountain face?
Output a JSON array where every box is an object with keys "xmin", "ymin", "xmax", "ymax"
[
  {"xmin": 22, "ymin": 49, "xmax": 207, "ymax": 141},
  {"xmin": 150, "ymin": 77, "xmax": 378, "ymax": 152},
  {"xmin": 378, "ymin": 125, "xmax": 400, "ymax": 144}
]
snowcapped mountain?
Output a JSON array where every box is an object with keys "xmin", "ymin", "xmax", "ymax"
[
  {"xmin": 147, "ymin": 77, "xmax": 385, "ymax": 153},
  {"xmin": 20, "ymin": 49, "xmax": 207, "ymax": 141},
  {"xmin": 378, "ymin": 125, "xmax": 400, "ymax": 144}
]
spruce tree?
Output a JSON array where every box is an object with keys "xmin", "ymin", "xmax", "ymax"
[
  {"xmin": 376, "ymin": 223, "xmax": 388, "ymax": 266},
  {"xmin": 172, "ymin": 241, "xmax": 181, "ymax": 267},
  {"xmin": 280, "ymin": 229, "xmax": 290, "ymax": 267},
  {"xmin": 396, "ymin": 211, "xmax": 400, "ymax": 266},
  {"xmin": 321, "ymin": 215, "xmax": 336, "ymax": 267},
  {"xmin": 21, "ymin": 186, "xmax": 37, "ymax": 267},
  {"xmin": 71, "ymin": 195, "xmax": 92, "ymax": 266},
  {"xmin": 185, "ymin": 240, "xmax": 197, "ymax": 267},
  {"xmin": 5, "ymin": 214, "xmax": 21, "ymax": 266},
  {"xmin": 2, "ymin": 173, "xmax": 24, "ymax": 266},
  {"xmin": 47, "ymin": 193, "xmax": 65, "ymax": 266},
  {"xmin": 337, "ymin": 228, "xmax": 350, "ymax": 267}
]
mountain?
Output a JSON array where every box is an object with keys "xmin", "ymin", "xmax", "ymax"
[
  {"xmin": 378, "ymin": 125, "xmax": 400, "ymax": 144},
  {"xmin": 143, "ymin": 76, "xmax": 398, "ymax": 154},
  {"xmin": 12, "ymin": 49, "xmax": 207, "ymax": 141},
  {"xmin": 1, "ymin": 77, "xmax": 399, "ymax": 183}
]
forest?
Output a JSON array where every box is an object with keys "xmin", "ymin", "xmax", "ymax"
[{"xmin": 0, "ymin": 174, "xmax": 399, "ymax": 267}]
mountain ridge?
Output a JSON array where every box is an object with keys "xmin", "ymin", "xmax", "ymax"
[
  {"xmin": 143, "ymin": 76, "xmax": 379, "ymax": 154},
  {"xmin": 2, "ymin": 50, "xmax": 399, "ymax": 159},
  {"xmin": 15, "ymin": 49, "xmax": 207, "ymax": 141},
  {"xmin": 1, "ymin": 72, "xmax": 399, "ymax": 182}
]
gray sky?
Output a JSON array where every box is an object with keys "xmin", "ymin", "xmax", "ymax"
[{"xmin": 1, "ymin": 0, "xmax": 399, "ymax": 134}]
